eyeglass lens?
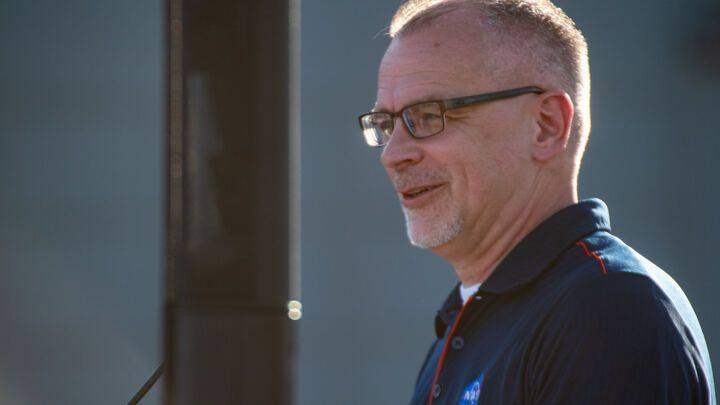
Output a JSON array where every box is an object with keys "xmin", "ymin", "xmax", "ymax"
[
  {"xmin": 361, "ymin": 112, "xmax": 392, "ymax": 147},
  {"xmin": 403, "ymin": 102, "xmax": 444, "ymax": 138},
  {"xmin": 360, "ymin": 102, "xmax": 444, "ymax": 147}
]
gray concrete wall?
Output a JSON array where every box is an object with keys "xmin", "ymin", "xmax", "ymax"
[{"xmin": 0, "ymin": 1, "xmax": 164, "ymax": 403}]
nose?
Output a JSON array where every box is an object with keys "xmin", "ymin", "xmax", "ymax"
[{"xmin": 380, "ymin": 118, "xmax": 423, "ymax": 172}]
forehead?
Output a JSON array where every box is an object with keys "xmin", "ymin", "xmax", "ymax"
[{"xmin": 376, "ymin": 24, "xmax": 497, "ymax": 110}]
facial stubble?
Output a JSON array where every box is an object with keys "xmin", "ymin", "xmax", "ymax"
[{"xmin": 402, "ymin": 190, "xmax": 463, "ymax": 249}]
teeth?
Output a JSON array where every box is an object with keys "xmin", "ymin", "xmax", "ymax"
[{"xmin": 407, "ymin": 187, "xmax": 430, "ymax": 197}]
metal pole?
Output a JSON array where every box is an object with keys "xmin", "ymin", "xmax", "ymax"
[{"xmin": 164, "ymin": 0, "xmax": 299, "ymax": 403}]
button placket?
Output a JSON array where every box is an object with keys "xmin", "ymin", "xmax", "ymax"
[{"xmin": 429, "ymin": 293, "xmax": 489, "ymax": 404}]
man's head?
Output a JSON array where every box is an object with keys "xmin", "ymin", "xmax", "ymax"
[
  {"xmin": 368, "ymin": 0, "xmax": 590, "ymax": 261},
  {"xmin": 390, "ymin": 0, "xmax": 591, "ymax": 151}
]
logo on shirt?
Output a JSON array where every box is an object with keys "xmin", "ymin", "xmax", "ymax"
[{"xmin": 458, "ymin": 374, "xmax": 484, "ymax": 405}]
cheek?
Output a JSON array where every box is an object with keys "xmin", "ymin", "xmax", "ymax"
[
  {"xmin": 478, "ymin": 123, "xmax": 532, "ymax": 178},
  {"xmin": 450, "ymin": 154, "xmax": 498, "ymax": 202},
  {"xmin": 439, "ymin": 121, "xmax": 529, "ymax": 196},
  {"xmin": 466, "ymin": 136, "xmax": 520, "ymax": 179},
  {"xmin": 455, "ymin": 144, "xmax": 525, "ymax": 204}
]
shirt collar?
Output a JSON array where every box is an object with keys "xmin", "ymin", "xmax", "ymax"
[
  {"xmin": 479, "ymin": 198, "xmax": 611, "ymax": 294},
  {"xmin": 434, "ymin": 199, "xmax": 611, "ymax": 337}
]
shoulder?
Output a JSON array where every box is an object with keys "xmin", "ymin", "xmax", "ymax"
[
  {"xmin": 542, "ymin": 257, "xmax": 685, "ymax": 353},
  {"xmin": 547, "ymin": 232, "xmax": 702, "ymax": 345},
  {"xmin": 526, "ymin": 232, "xmax": 714, "ymax": 404},
  {"xmin": 562, "ymin": 232, "xmax": 701, "ymax": 327}
]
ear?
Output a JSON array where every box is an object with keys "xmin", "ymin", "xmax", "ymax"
[{"xmin": 532, "ymin": 91, "xmax": 574, "ymax": 162}]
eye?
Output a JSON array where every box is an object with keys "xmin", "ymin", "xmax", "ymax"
[
  {"xmin": 419, "ymin": 112, "xmax": 442, "ymax": 122},
  {"xmin": 414, "ymin": 109, "xmax": 442, "ymax": 130},
  {"xmin": 378, "ymin": 118, "xmax": 393, "ymax": 135},
  {"xmin": 407, "ymin": 103, "xmax": 442, "ymax": 127}
]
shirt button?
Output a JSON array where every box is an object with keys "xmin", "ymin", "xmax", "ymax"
[
  {"xmin": 475, "ymin": 295, "xmax": 483, "ymax": 301},
  {"xmin": 451, "ymin": 336, "xmax": 464, "ymax": 350},
  {"xmin": 432, "ymin": 384, "xmax": 441, "ymax": 398}
]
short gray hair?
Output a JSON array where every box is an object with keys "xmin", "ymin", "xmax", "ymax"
[{"xmin": 389, "ymin": 0, "xmax": 591, "ymax": 161}]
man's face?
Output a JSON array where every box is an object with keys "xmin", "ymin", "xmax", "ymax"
[{"xmin": 377, "ymin": 24, "xmax": 539, "ymax": 254}]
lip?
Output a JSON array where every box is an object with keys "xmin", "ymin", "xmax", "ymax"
[{"xmin": 399, "ymin": 183, "xmax": 445, "ymax": 208}]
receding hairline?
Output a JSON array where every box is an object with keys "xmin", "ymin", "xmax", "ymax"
[
  {"xmin": 387, "ymin": 1, "xmax": 584, "ymax": 81},
  {"xmin": 386, "ymin": 8, "xmax": 544, "ymax": 84},
  {"xmin": 386, "ymin": 0, "xmax": 589, "ymax": 90},
  {"xmin": 390, "ymin": 0, "xmax": 480, "ymax": 38}
]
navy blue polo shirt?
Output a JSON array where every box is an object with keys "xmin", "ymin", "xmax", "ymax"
[{"xmin": 410, "ymin": 199, "xmax": 716, "ymax": 405}]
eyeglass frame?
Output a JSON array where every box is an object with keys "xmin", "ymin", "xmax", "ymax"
[{"xmin": 358, "ymin": 85, "xmax": 545, "ymax": 147}]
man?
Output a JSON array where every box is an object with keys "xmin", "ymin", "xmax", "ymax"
[{"xmin": 358, "ymin": 0, "xmax": 716, "ymax": 404}]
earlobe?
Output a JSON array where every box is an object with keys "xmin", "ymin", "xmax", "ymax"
[{"xmin": 532, "ymin": 91, "xmax": 574, "ymax": 162}]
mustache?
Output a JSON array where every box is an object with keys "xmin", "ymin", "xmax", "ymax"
[{"xmin": 392, "ymin": 168, "xmax": 451, "ymax": 190}]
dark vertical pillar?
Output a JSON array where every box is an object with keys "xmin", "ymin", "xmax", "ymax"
[{"xmin": 164, "ymin": 0, "xmax": 299, "ymax": 403}]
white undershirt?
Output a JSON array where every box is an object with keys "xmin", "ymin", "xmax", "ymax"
[{"xmin": 459, "ymin": 282, "xmax": 482, "ymax": 303}]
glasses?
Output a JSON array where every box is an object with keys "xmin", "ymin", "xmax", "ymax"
[{"xmin": 358, "ymin": 86, "xmax": 544, "ymax": 147}]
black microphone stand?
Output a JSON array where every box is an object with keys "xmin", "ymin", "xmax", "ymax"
[{"xmin": 128, "ymin": 362, "xmax": 165, "ymax": 405}]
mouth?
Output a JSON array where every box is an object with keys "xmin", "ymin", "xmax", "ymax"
[
  {"xmin": 399, "ymin": 183, "xmax": 444, "ymax": 206},
  {"xmin": 402, "ymin": 185, "xmax": 440, "ymax": 198}
]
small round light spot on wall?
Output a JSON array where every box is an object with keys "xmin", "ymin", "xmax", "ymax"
[{"xmin": 287, "ymin": 300, "xmax": 303, "ymax": 320}]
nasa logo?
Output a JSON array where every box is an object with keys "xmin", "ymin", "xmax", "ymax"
[{"xmin": 458, "ymin": 374, "xmax": 484, "ymax": 405}]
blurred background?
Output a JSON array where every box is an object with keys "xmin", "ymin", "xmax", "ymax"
[{"xmin": 1, "ymin": 0, "xmax": 719, "ymax": 403}]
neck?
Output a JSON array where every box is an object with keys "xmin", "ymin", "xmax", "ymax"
[{"xmin": 435, "ymin": 174, "xmax": 577, "ymax": 287}]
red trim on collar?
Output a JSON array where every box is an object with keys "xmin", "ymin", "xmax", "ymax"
[{"xmin": 576, "ymin": 241, "xmax": 608, "ymax": 275}]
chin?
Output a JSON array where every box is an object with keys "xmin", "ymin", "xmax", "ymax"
[{"xmin": 404, "ymin": 207, "xmax": 463, "ymax": 249}]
